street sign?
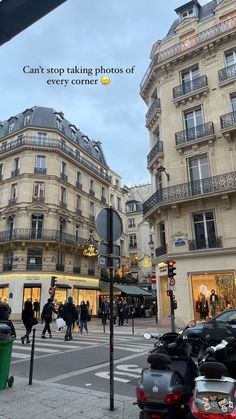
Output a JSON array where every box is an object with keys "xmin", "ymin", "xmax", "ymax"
[
  {"xmin": 48, "ymin": 287, "xmax": 54, "ymax": 295},
  {"xmin": 169, "ymin": 278, "xmax": 175, "ymax": 286},
  {"xmin": 95, "ymin": 208, "xmax": 123, "ymax": 242}
]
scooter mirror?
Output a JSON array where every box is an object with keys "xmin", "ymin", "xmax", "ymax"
[
  {"xmin": 187, "ymin": 320, "xmax": 196, "ymax": 328},
  {"xmin": 143, "ymin": 333, "xmax": 151, "ymax": 340},
  {"xmin": 215, "ymin": 340, "xmax": 228, "ymax": 351}
]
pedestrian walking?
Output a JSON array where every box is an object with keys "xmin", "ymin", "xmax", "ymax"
[
  {"xmin": 118, "ymin": 301, "xmax": 124, "ymax": 326},
  {"xmin": 0, "ymin": 299, "xmax": 11, "ymax": 320},
  {"xmin": 33, "ymin": 299, "xmax": 40, "ymax": 319},
  {"xmin": 41, "ymin": 298, "xmax": 57, "ymax": 339},
  {"xmin": 21, "ymin": 300, "xmax": 34, "ymax": 344},
  {"xmin": 61, "ymin": 296, "xmax": 78, "ymax": 341},
  {"xmin": 79, "ymin": 301, "xmax": 88, "ymax": 335},
  {"xmin": 123, "ymin": 303, "xmax": 129, "ymax": 324},
  {"xmin": 113, "ymin": 302, "xmax": 117, "ymax": 325},
  {"xmin": 101, "ymin": 298, "xmax": 108, "ymax": 325},
  {"xmin": 56, "ymin": 302, "xmax": 65, "ymax": 332}
]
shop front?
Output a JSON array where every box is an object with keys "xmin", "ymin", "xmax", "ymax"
[
  {"xmin": 0, "ymin": 284, "xmax": 9, "ymax": 302},
  {"xmin": 72, "ymin": 286, "xmax": 99, "ymax": 315}
]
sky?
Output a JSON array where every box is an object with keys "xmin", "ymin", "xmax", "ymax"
[{"xmin": 0, "ymin": 0, "xmax": 209, "ymax": 186}]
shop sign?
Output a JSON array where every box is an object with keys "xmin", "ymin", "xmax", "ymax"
[
  {"xmin": 26, "ymin": 276, "xmax": 40, "ymax": 281},
  {"xmin": 173, "ymin": 237, "xmax": 187, "ymax": 247},
  {"xmin": 158, "ymin": 262, "xmax": 167, "ymax": 275}
]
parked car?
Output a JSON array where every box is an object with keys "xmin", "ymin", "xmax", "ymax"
[{"xmin": 183, "ymin": 309, "xmax": 236, "ymax": 356}]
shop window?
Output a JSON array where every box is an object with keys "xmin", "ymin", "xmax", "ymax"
[
  {"xmin": 0, "ymin": 287, "xmax": 9, "ymax": 302},
  {"xmin": 27, "ymin": 248, "xmax": 43, "ymax": 271},
  {"xmin": 23, "ymin": 287, "xmax": 41, "ymax": 312}
]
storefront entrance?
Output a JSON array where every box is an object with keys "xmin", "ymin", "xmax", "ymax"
[
  {"xmin": 72, "ymin": 288, "xmax": 98, "ymax": 315},
  {"xmin": 54, "ymin": 288, "xmax": 68, "ymax": 306},
  {"xmin": 191, "ymin": 272, "xmax": 235, "ymax": 320},
  {"xmin": 23, "ymin": 286, "xmax": 41, "ymax": 306}
]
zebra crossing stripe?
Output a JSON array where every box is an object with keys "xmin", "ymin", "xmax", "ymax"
[
  {"xmin": 13, "ymin": 345, "xmax": 60, "ymax": 354},
  {"xmin": 12, "ymin": 352, "xmax": 29, "ymax": 359}
]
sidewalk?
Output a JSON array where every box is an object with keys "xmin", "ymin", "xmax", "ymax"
[{"xmin": 0, "ymin": 377, "xmax": 138, "ymax": 419}]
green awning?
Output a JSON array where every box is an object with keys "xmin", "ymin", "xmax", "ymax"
[{"xmin": 99, "ymin": 282, "xmax": 152, "ymax": 296}]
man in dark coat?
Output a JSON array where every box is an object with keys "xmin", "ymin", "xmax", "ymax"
[
  {"xmin": 41, "ymin": 298, "xmax": 57, "ymax": 339},
  {"xmin": 0, "ymin": 299, "xmax": 11, "ymax": 320},
  {"xmin": 21, "ymin": 300, "xmax": 34, "ymax": 344},
  {"xmin": 61, "ymin": 296, "xmax": 78, "ymax": 341}
]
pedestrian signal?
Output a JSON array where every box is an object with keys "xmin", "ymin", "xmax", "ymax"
[{"xmin": 167, "ymin": 260, "xmax": 176, "ymax": 279}]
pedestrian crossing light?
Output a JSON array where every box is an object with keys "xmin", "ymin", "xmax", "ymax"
[
  {"xmin": 51, "ymin": 276, "xmax": 57, "ymax": 288},
  {"xmin": 167, "ymin": 260, "xmax": 176, "ymax": 279}
]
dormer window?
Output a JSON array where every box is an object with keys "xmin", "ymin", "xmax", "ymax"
[
  {"xmin": 182, "ymin": 9, "xmax": 193, "ymax": 19},
  {"xmin": 8, "ymin": 121, "xmax": 15, "ymax": 134},
  {"xmin": 23, "ymin": 114, "xmax": 31, "ymax": 126},
  {"xmin": 94, "ymin": 145, "xmax": 99, "ymax": 153}
]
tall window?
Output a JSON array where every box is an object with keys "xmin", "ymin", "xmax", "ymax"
[
  {"xmin": 76, "ymin": 195, "xmax": 81, "ymax": 210},
  {"xmin": 90, "ymin": 179, "xmax": 94, "ymax": 191},
  {"xmin": 24, "ymin": 114, "xmax": 31, "ymax": 126},
  {"xmin": 231, "ymin": 95, "xmax": 236, "ymax": 112},
  {"xmin": 27, "ymin": 248, "xmax": 43, "ymax": 271},
  {"xmin": 31, "ymin": 215, "xmax": 43, "ymax": 239},
  {"xmin": 56, "ymin": 119, "xmax": 62, "ymax": 130},
  {"xmin": 126, "ymin": 203, "xmax": 137, "ymax": 212},
  {"xmin": 13, "ymin": 158, "xmax": 19, "ymax": 171},
  {"xmin": 77, "ymin": 171, "xmax": 81, "ymax": 183},
  {"xmin": 0, "ymin": 164, "xmax": 3, "ymax": 178},
  {"xmin": 56, "ymin": 252, "xmax": 65, "ymax": 271},
  {"xmin": 8, "ymin": 121, "xmax": 15, "ymax": 134},
  {"xmin": 128, "ymin": 218, "xmax": 135, "ymax": 228},
  {"xmin": 129, "ymin": 234, "xmax": 137, "ymax": 247},
  {"xmin": 11, "ymin": 183, "xmax": 17, "ymax": 199},
  {"xmin": 101, "ymin": 187, "xmax": 105, "ymax": 198},
  {"xmin": 7, "ymin": 216, "xmax": 15, "ymax": 239},
  {"xmin": 37, "ymin": 132, "xmax": 48, "ymax": 144},
  {"xmin": 89, "ymin": 201, "xmax": 94, "ymax": 216},
  {"xmin": 188, "ymin": 154, "xmax": 210, "ymax": 195},
  {"xmin": 181, "ymin": 66, "xmax": 200, "ymax": 94},
  {"xmin": 184, "ymin": 107, "xmax": 203, "ymax": 140},
  {"xmin": 36, "ymin": 155, "xmax": 46, "ymax": 169},
  {"xmin": 61, "ymin": 161, "xmax": 67, "ymax": 175},
  {"xmin": 192, "ymin": 211, "xmax": 217, "ymax": 249},
  {"xmin": 117, "ymin": 197, "xmax": 121, "ymax": 211},
  {"xmin": 60, "ymin": 187, "xmax": 66, "ymax": 203},
  {"xmin": 225, "ymin": 51, "xmax": 236, "ymax": 67},
  {"xmin": 110, "ymin": 194, "xmax": 114, "ymax": 206},
  {"xmin": 75, "ymin": 225, "xmax": 80, "ymax": 241},
  {"xmin": 88, "ymin": 257, "xmax": 95, "ymax": 275},
  {"xmin": 33, "ymin": 182, "xmax": 44, "ymax": 199}
]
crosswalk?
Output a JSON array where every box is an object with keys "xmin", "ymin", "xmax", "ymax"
[{"xmin": 11, "ymin": 332, "xmax": 153, "ymax": 362}]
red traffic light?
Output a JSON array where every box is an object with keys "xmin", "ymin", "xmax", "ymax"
[{"xmin": 168, "ymin": 260, "xmax": 176, "ymax": 267}]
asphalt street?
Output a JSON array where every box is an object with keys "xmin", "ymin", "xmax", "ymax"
[{"xmin": 10, "ymin": 318, "xmax": 162, "ymax": 398}]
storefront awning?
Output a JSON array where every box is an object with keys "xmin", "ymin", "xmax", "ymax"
[
  {"xmin": 73, "ymin": 285, "xmax": 99, "ymax": 290},
  {"xmin": 100, "ymin": 282, "xmax": 152, "ymax": 296}
]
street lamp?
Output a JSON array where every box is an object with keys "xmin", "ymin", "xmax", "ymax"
[{"xmin": 156, "ymin": 164, "xmax": 170, "ymax": 181}]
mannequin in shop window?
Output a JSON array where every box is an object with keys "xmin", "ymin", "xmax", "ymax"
[
  {"xmin": 209, "ymin": 289, "xmax": 219, "ymax": 318},
  {"xmin": 199, "ymin": 293, "xmax": 209, "ymax": 321}
]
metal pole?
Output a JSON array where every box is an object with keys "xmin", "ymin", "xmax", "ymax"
[
  {"xmin": 131, "ymin": 310, "xmax": 134, "ymax": 335},
  {"xmin": 170, "ymin": 291, "xmax": 176, "ymax": 333},
  {"xmin": 108, "ymin": 207, "xmax": 114, "ymax": 411},
  {"xmin": 29, "ymin": 328, "xmax": 36, "ymax": 385},
  {"xmin": 102, "ymin": 312, "xmax": 106, "ymax": 333}
]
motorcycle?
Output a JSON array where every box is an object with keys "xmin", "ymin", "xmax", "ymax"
[
  {"xmin": 190, "ymin": 338, "xmax": 236, "ymax": 418},
  {"xmin": 136, "ymin": 321, "xmax": 199, "ymax": 419}
]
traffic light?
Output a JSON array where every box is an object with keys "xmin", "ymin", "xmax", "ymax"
[
  {"xmin": 167, "ymin": 260, "xmax": 176, "ymax": 279},
  {"xmin": 51, "ymin": 276, "xmax": 57, "ymax": 288},
  {"xmin": 173, "ymin": 300, "xmax": 177, "ymax": 310}
]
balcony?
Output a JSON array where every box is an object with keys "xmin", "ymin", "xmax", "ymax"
[
  {"xmin": 145, "ymin": 98, "xmax": 161, "ymax": 128},
  {"xmin": 56, "ymin": 264, "xmax": 64, "ymax": 272},
  {"xmin": 172, "ymin": 75, "xmax": 208, "ymax": 106},
  {"xmin": 76, "ymin": 208, "xmax": 82, "ymax": 216},
  {"xmin": 220, "ymin": 111, "xmax": 236, "ymax": 136},
  {"xmin": 89, "ymin": 189, "xmax": 95, "ymax": 197},
  {"xmin": 147, "ymin": 141, "xmax": 164, "ymax": 168},
  {"xmin": 3, "ymin": 264, "xmax": 13, "ymax": 271},
  {"xmin": 26, "ymin": 263, "xmax": 42, "ymax": 271},
  {"xmin": 143, "ymin": 170, "xmax": 236, "ymax": 215},
  {"xmin": 155, "ymin": 244, "xmax": 167, "ymax": 257},
  {"xmin": 141, "ymin": 16, "xmax": 236, "ymax": 91},
  {"xmin": 34, "ymin": 167, "xmax": 46, "ymax": 175},
  {"xmin": 101, "ymin": 196, "xmax": 106, "ymax": 204},
  {"xmin": 0, "ymin": 136, "xmax": 111, "ymax": 183},
  {"xmin": 89, "ymin": 214, "xmax": 95, "ymax": 222},
  {"xmin": 88, "ymin": 269, "xmax": 95, "ymax": 276},
  {"xmin": 76, "ymin": 181, "xmax": 82, "ymax": 190},
  {"xmin": 59, "ymin": 201, "xmax": 67, "ymax": 208},
  {"xmin": 0, "ymin": 174, "xmax": 2, "ymax": 181},
  {"xmin": 32, "ymin": 196, "xmax": 45, "ymax": 203},
  {"xmin": 60, "ymin": 173, "xmax": 68, "ymax": 182},
  {"xmin": 8, "ymin": 198, "xmax": 16, "ymax": 205},
  {"xmin": 175, "ymin": 122, "xmax": 214, "ymax": 149},
  {"xmin": 219, "ymin": 63, "xmax": 236, "ymax": 85},
  {"xmin": 73, "ymin": 267, "xmax": 81, "ymax": 274},
  {"xmin": 129, "ymin": 243, "xmax": 137, "ymax": 248},
  {"xmin": 0, "ymin": 229, "xmax": 86, "ymax": 246},
  {"xmin": 11, "ymin": 169, "xmax": 20, "ymax": 177},
  {"xmin": 189, "ymin": 237, "xmax": 222, "ymax": 251}
]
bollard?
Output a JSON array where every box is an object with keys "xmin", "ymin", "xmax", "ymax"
[
  {"xmin": 131, "ymin": 310, "xmax": 135, "ymax": 335},
  {"xmin": 29, "ymin": 328, "xmax": 36, "ymax": 385}
]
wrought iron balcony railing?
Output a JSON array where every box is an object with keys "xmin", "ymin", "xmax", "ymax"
[
  {"xmin": 3, "ymin": 264, "xmax": 13, "ymax": 271},
  {"xmin": 129, "ymin": 243, "xmax": 137, "ymax": 248},
  {"xmin": 76, "ymin": 181, "xmax": 82, "ymax": 190},
  {"xmin": 76, "ymin": 208, "xmax": 82, "ymax": 215},
  {"xmin": 189, "ymin": 236, "xmax": 222, "ymax": 251},
  {"xmin": 26, "ymin": 263, "xmax": 42, "ymax": 271},
  {"xmin": 8, "ymin": 198, "xmax": 17, "ymax": 205},
  {"xmin": 73, "ymin": 267, "xmax": 81, "ymax": 274},
  {"xmin": 11, "ymin": 169, "xmax": 20, "ymax": 177},
  {"xmin": 146, "ymin": 98, "xmax": 161, "ymax": 124},
  {"xmin": 56, "ymin": 264, "xmax": 64, "ymax": 272},
  {"xmin": 0, "ymin": 136, "xmax": 111, "ymax": 183},
  {"xmin": 32, "ymin": 196, "xmax": 45, "ymax": 203},
  {"xmin": 143, "ymin": 171, "xmax": 236, "ymax": 215},
  {"xmin": 141, "ymin": 16, "xmax": 236, "ymax": 89},
  {"xmin": 101, "ymin": 196, "xmax": 106, "ymax": 204},
  {"xmin": 0, "ymin": 228, "xmax": 86, "ymax": 246},
  {"xmin": 175, "ymin": 122, "xmax": 214, "ymax": 146},
  {"xmin": 219, "ymin": 63, "xmax": 236, "ymax": 83},
  {"xmin": 147, "ymin": 141, "xmax": 164, "ymax": 166},
  {"xmin": 173, "ymin": 75, "xmax": 208, "ymax": 99},
  {"xmin": 155, "ymin": 244, "xmax": 167, "ymax": 257},
  {"xmin": 88, "ymin": 269, "xmax": 95, "ymax": 276},
  {"xmin": 220, "ymin": 111, "xmax": 236, "ymax": 130},
  {"xmin": 89, "ymin": 189, "xmax": 95, "ymax": 197},
  {"xmin": 89, "ymin": 214, "xmax": 95, "ymax": 222},
  {"xmin": 60, "ymin": 173, "xmax": 68, "ymax": 182},
  {"xmin": 59, "ymin": 201, "xmax": 67, "ymax": 208},
  {"xmin": 34, "ymin": 167, "xmax": 46, "ymax": 175}
]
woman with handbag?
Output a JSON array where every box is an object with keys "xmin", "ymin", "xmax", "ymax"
[{"xmin": 21, "ymin": 300, "xmax": 37, "ymax": 344}]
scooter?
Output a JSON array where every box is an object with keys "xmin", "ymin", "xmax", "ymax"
[
  {"xmin": 190, "ymin": 339, "xmax": 236, "ymax": 418},
  {"xmin": 136, "ymin": 321, "xmax": 199, "ymax": 419}
]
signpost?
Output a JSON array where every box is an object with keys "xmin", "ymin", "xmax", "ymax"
[
  {"xmin": 48, "ymin": 287, "xmax": 54, "ymax": 295},
  {"xmin": 95, "ymin": 207, "xmax": 123, "ymax": 411}
]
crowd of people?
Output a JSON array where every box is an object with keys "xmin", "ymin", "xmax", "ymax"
[{"xmin": 100, "ymin": 298, "xmax": 154, "ymax": 326}]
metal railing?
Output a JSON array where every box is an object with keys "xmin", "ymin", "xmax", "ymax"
[
  {"xmin": 173, "ymin": 75, "xmax": 208, "ymax": 99},
  {"xmin": 59, "ymin": 201, "xmax": 67, "ymax": 208},
  {"xmin": 89, "ymin": 189, "xmax": 95, "ymax": 197},
  {"xmin": 8, "ymin": 198, "xmax": 17, "ymax": 205},
  {"xmin": 76, "ymin": 181, "xmax": 82, "ymax": 190},
  {"xmin": 146, "ymin": 98, "xmax": 161, "ymax": 124},
  {"xmin": 189, "ymin": 237, "xmax": 222, "ymax": 250},
  {"xmin": 11, "ymin": 169, "xmax": 20, "ymax": 177},
  {"xmin": 147, "ymin": 141, "xmax": 164, "ymax": 166},
  {"xmin": 219, "ymin": 63, "xmax": 236, "ymax": 83},
  {"xmin": 175, "ymin": 122, "xmax": 214, "ymax": 146},
  {"xmin": 141, "ymin": 16, "xmax": 236, "ymax": 89},
  {"xmin": 0, "ymin": 228, "xmax": 86, "ymax": 246},
  {"xmin": 3, "ymin": 264, "xmax": 13, "ymax": 271},
  {"xmin": 143, "ymin": 171, "xmax": 236, "ymax": 214},
  {"xmin": 56, "ymin": 264, "xmax": 64, "ymax": 272},
  {"xmin": 88, "ymin": 269, "xmax": 95, "ymax": 276},
  {"xmin": 73, "ymin": 267, "xmax": 81, "ymax": 274},
  {"xmin": 155, "ymin": 244, "xmax": 167, "ymax": 257},
  {"xmin": 34, "ymin": 167, "xmax": 46, "ymax": 175},
  {"xmin": 32, "ymin": 196, "xmax": 45, "ymax": 203},
  {"xmin": 220, "ymin": 111, "xmax": 236, "ymax": 129},
  {"xmin": 26, "ymin": 263, "xmax": 42, "ymax": 271},
  {"xmin": 60, "ymin": 173, "xmax": 68, "ymax": 182},
  {"xmin": 0, "ymin": 135, "xmax": 111, "ymax": 183}
]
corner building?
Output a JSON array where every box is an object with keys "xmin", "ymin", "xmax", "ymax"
[
  {"xmin": 141, "ymin": 0, "xmax": 236, "ymax": 323},
  {"xmin": 0, "ymin": 106, "xmax": 112, "ymax": 319}
]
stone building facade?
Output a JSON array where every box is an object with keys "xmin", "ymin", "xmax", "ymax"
[{"xmin": 141, "ymin": 0, "xmax": 236, "ymax": 323}]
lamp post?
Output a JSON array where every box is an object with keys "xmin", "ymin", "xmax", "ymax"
[
  {"xmin": 156, "ymin": 164, "xmax": 170, "ymax": 181},
  {"xmin": 148, "ymin": 239, "xmax": 158, "ymax": 324}
]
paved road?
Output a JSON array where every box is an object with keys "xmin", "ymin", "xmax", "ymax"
[{"xmin": 10, "ymin": 320, "xmax": 162, "ymax": 397}]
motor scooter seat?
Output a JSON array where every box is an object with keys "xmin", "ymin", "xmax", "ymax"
[{"xmin": 147, "ymin": 353, "xmax": 171, "ymax": 370}]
